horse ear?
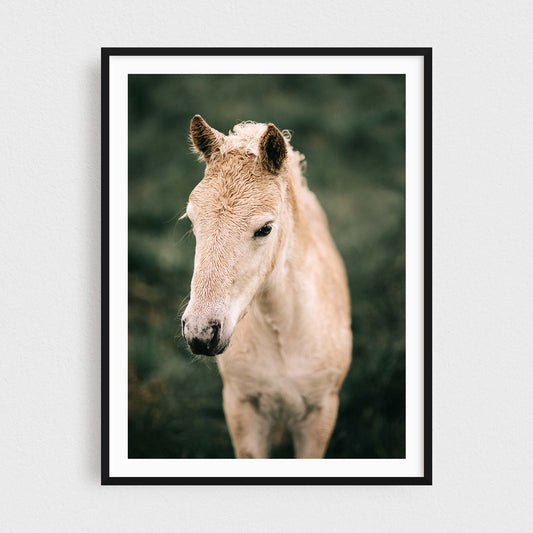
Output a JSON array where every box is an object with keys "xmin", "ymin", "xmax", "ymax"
[
  {"xmin": 259, "ymin": 124, "xmax": 287, "ymax": 174},
  {"xmin": 190, "ymin": 115, "xmax": 224, "ymax": 160}
]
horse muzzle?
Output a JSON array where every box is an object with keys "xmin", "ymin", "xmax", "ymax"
[{"xmin": 181, "ymin": 317, "xmax": 229, "ymax": 356}]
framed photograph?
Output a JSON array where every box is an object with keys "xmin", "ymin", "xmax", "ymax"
[{"xmin": 102, "ymin": 47, "xmax": 432, "ymax": 485}]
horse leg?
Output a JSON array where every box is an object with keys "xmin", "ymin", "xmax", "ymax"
[
  {"xmin": 222, "ymin": 386, "xmax": 270, "ymax": 458},
  {"xmin": 291, "ymin": 394, "xmax": 339, "ymax": 458}
]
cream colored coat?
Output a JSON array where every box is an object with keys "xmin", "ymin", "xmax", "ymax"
[{"xmin": 181, "ymin": 116, "xmax": 352, "ymax": 458}]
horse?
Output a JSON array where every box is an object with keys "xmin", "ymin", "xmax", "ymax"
[{"xmin": 181, "ymin": 115, "xmax": 352, "ymax": 458}]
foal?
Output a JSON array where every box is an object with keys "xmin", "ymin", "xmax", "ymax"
[{"xmin": 181, "ymin": 116, "xmax": 352, "ymax": 458}]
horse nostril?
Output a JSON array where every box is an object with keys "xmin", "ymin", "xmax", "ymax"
[{"xmin": 210, "ymin": 322, "xmax": 220, "ymax": 347}]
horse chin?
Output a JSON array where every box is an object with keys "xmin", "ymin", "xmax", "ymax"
[{"xmin": 213, "ymin": 341, "xmax": 229, "ymax": 356}]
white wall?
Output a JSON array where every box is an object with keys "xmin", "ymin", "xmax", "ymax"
[{"xmin": 2, "ymin": 1, "xmax": 532, "ymax": 531}]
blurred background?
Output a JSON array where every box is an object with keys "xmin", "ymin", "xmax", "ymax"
[{"xmin": 128, "ymin": 74, "xmax": 405, "ymax": 459}]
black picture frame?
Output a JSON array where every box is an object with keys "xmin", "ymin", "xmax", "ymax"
[{"xmin": 101, "ymin": 47, "xmax": 432, "ymax": 486}]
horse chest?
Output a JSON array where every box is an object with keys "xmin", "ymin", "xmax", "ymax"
[
  {"xmin": 219, "ymin": 303, "xmax": 342, "ymax": 421},
  {"xmin": 245, "ymin": 371, "xmax": 315, "ymax": 421},
  {"xmin": 222, "ymin": 352, "xmax": 339, "ymax": 422}
]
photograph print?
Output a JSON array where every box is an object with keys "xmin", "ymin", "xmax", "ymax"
[{"xmin": 103, "ymin": 49, "xmax": 431, "ymax": 484}]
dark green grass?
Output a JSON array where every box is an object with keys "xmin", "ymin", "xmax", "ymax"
[{"xmin": 128, "ymin": 74, "xmax": 405, "ymax": 459}]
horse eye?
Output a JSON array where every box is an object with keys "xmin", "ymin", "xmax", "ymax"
[{"xmin": 254, "ymin": 223, "xmax": 273, "ymax": 238}]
